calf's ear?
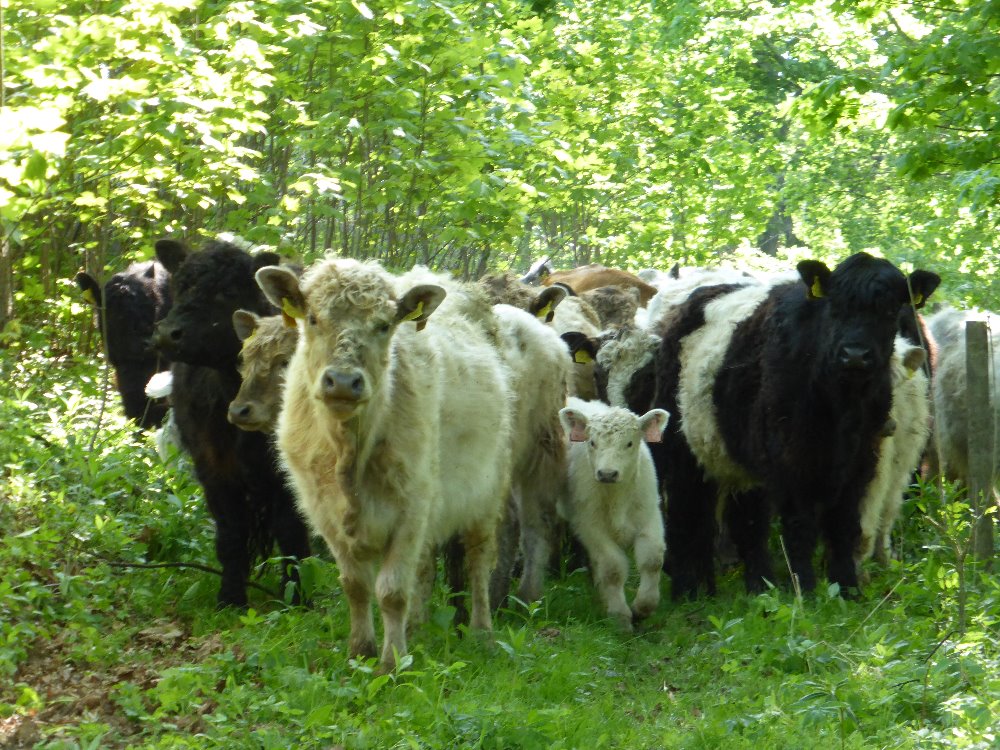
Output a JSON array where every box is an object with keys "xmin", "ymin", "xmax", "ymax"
[
  {"xmin": 396, "ymin": 284, "xmax": 446, "ymax": 331},
  {"xmin": 906, "ymin": 270, "xmax": 941, "ymax": 309},
  {"xmin": 639, "ymin": 409, "xmax": 670, "ymax": 443},
  {"xmin": 256, "ymin": 266, "xmax": 306, "ymax": 327},
  {"xmin": 797, "ymin": 260, "xmax": 832, "ymax": 300},
  {"xmin": 530, "ymin": 284, "xmax": 568, "ymax": 322},
  {"xmin": 75, "ymin": 272, "xmax": 102, "ymax": 307},
  {"xmin": 232, "ymin": 310, "xmax": 261, "ymax": 342},
  {"xmin": 154, "ymin": 239, "xmax": 189, "ymax": 274},
  {"xmin": 561, "ymin": 331, "xmax": 598, "ymax": 365},
  {"xmin": 902, "ymin": 346, "xmax": 926, "ymax": 374},
  {"xmin": 558, "ymin": 407, "xmax": 589, "ymax": 442}
]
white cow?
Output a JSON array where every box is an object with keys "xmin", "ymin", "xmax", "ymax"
[
  {"xmin": 257, "ymin": 259, "xmax": 513, "ymax": 671},
  {"xmin": 558, "ymin": 397, "xmax": 669, "ymax": 630}
]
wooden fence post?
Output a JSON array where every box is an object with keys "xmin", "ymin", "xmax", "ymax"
[{"xmin": 965, "ymin": 320, "xmax": 995, "ymax": 561}]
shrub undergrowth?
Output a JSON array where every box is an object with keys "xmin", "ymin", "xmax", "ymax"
[{"xmin": 1, "ymin": 348, "xmax": 998, "ymax": 749}]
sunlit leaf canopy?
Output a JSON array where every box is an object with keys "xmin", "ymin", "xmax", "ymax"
[{"xmin": 1, "ymin": 0, "xmax": 998, "ymax": 337}]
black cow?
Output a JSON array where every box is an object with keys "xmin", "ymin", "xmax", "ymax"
[
  {"xmin": 651, "ymin": 253, "xmax": 939, "ymax": 599},
  {"xmin": 76, "ymin": 261, "xmax": 173, "ymax": 428},
  {"xmin": 152, "ymin": 238, "xmax": 311, "ymax": 607}
]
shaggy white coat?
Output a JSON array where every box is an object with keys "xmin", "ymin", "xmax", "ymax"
[
  {"xmin": 927, "ymin": 307, "xmax": 1000, "ymax": 484},
  {"xmin": 261, "ymin": 259, "xmax": 512, "ymax": 671},
  {"xmin": 856, "ymin": 337, "xmax": 931, "ymax": 566},
  {"xmin": 558, "ymin": 397, "xmax": 668, "ymax": 630}
]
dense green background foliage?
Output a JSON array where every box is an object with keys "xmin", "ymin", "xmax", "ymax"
[
  {"xmin": 2, "ymin": 0, "xmax": 999, "ymax": 343},
  {"xmin": 3, "ymin": 1, "xmax": 1000, "ymax": 747}
]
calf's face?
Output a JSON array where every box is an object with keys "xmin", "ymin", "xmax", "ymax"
[
  {"xmin": 798, "ymin": 253, "xmax": 939, "ymax": 380},
  {"xmin": 560, "ymin": 406, "xmax": 669, "ymax": 484},
  {"xmin": 257, "ymin": 261, "xmax": 445, "ymax": 421},
  {"xmin": 229, "ymin": 311, "xmax": 297, "ymax": 432}
]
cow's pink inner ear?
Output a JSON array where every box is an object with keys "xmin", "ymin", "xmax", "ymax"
[
  {"xmin": 641, "ymin": 410, "xmax": 670, "ymax": 443},
  {"xmin": 561, "ymin": 410, "xmax": 588, "ymax": 442}
]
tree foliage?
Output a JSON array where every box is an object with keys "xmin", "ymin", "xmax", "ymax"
[{"xmin": 1, "ymin": 0, "xmax": 999, "ymax": 341}]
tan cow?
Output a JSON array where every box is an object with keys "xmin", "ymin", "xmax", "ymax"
[{"xmin": 228, "ymin": 311, "xmax": 297, "ymax": 433}]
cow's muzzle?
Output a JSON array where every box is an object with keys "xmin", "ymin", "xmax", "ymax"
[
  {"xmin": 320, "ymin": 367, "xmax": 367, "ymax": 415},
  {"xmin": 837, "ymin": 345, "xmax": 874, "ymax": 371}
]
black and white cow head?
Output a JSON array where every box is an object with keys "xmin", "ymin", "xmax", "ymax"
[{"xmin": 796, "ymin": 252, "xmax": 939, "ymax": 381}]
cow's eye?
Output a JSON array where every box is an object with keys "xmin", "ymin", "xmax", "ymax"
[
  {"xmin": 626, "ymin": 441, "xmax": 633, "ymax": 448},
  {"xmin": 375, "ymin": 321, "xmax": 391, "ymax": 335},
  {"xmin": 308, "ymin": 314, "xmax": 317, "ymax": 326},
  {"xmin": 589, "ymin": 440, "xmax": 596, "ymax": 448}
]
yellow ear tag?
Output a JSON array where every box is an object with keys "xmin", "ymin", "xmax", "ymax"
[
  {"xmin": 912, "ymin": 293, "xmax": 924, "ymax": 307},
  {"xmin": 402, "ymin": 300, "xmax": 424, "ymax": 322},
  {"xmin": 573, "ymin": 349, "xmax": 593, "ymax": 365},
  {"xmin": 810, "ymin": 277, "xmax": 824, "ymax": 299},
  {"xmin": 241, "ymin": 327, "xmax": 258, "ymax": 349},
  {"xmin": 535, "ymin": 301, "xmax": 553, "ymax": 321},
  {"xmin": 282, "ymin": 297, "xmax": 304, "ymax": 320},
  {"xmin": 82, "ymin": 289, "xmax": 95, "ymax": 305},
  {"xmin": 281, "ymin": 298, "xmax": 304, "ymax": 328}
]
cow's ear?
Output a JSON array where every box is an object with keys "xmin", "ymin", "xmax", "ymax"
[
  {"xmin": 395, "ymin": 284, "xmax": 446, "ymax": 331},
  {"xmin": 256, "ymin": 266, "xmax": 306, "ymax": 327},
  {"xmin": 530, "ymin": 284, "xmax": 568, "ymax": 322},
  {"xmin": 233, "ymin": 309, "xmax": 261, "ymax": 342},
  {"xmin": 902, "ymin": 345, "xmax": 926, "ymax": 375},
  {"xmin": 639, "ymin": 409, "xmax": 670, "ymax": 443},
  {"xmin": 154, "ymin": 239, "xmax": 189, "ymax": 274},
  {"xmin": 253, "ymin": 251, "xmax": 282, "ymax": 271},
  {"xmin": 559, "ymin": 407, "xmax": 589, "ymax": 442},
  {"xmin": 561, "ymin": 331, "xmax": 598, "ymax": 365},
  {"xmin": 906, "ymin": 270, "xmax": 941, "ymax": 309},
  {"xmin": 797, "ymin": 260, "xmax": 832, "ymax": 300},
  {"xmin": 75, "ymin": 272, "xmax": 102, "ymax": 307},
  {"xmin": 668, "ymin": 262, "xmax": 681, "ymax": 280}
]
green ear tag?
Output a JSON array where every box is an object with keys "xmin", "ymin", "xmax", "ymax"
[
  {"xmin": 535, "ymin": 301, "xmax": 553, "ymax": 320},
  {"xmin": 573, "ymin": 349, "xmax": 594, "ymax": 364},
  {"xmin": 810, "ymin": 277, "xmax": 824, "ymax": 299},
  {"xmin": 82, "ymin": 289, "xmax": 95, "ymax": 305},
  {"xmin": 912, "ymin": 292, "xmax": 924, "ymax": 307},
  {"xmin": 402, "ymin": 300, "xmax": 424, "ymax": 322}
]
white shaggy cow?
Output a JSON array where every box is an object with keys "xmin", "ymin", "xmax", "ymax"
[
  {"xmin": 257, "ymin": 259, "xmax": 513, "ymax": 671},
  {"xmin": 493, "ymin": 304, "xmax": 572, "ymax": 603},
  {"xmin": 856, "ymin": 337, "xmax": 931, "ymax": 567},
  {"xmin": 558, "ymin": 397, "xmax": 669, "ymax": 630},
  {"xmin": 926, "ymin": 306, "xmax": 1000, "ymax": 486}
]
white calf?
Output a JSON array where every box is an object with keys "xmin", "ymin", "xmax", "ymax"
[{"xmin": 558, "ymin": 398, "xmax": 669, "ymax": 630}]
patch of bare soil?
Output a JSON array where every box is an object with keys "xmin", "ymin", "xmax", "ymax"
[{"xmin": 1, "ymin": 621, "xmax": 233, "ymax": 749}]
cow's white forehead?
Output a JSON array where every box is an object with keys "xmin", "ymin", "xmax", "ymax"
[{"xmin": 301, "ymin": 258, "xmax": 396, "ymax": 314}]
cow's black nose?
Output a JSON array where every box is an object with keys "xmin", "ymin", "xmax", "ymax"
[
  {"xmin": 597, "ymin": 469, "xmax": 620, "ymax": 483},
  {"xmin": 838, "ymin": 346, "xmax": 873, "ymax": 370}
]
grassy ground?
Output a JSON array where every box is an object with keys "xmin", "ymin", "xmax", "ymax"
[{"xmin": 2, "ymin": 350, "xmax": 999, "ymax": 749}]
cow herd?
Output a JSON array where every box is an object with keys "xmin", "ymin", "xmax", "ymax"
[{"xmin": 78, "ymin": 238, "xmax": 999, "ymax": 671}]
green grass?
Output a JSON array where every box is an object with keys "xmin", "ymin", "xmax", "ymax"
[{"xmin": 2, "ymin": 348, "xmax": 999, "ymax": 749}]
